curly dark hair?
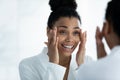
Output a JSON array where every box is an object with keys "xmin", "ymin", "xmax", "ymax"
[
  {"xmin": 47, "ymin": 0, "xmax": 81, "ymax": 29},
  {"xmin": 105, "ymin": 0, "xmax": 120, "ymax": 37}
]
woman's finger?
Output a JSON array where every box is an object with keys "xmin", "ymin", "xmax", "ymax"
[{"xmin": 52, "ymin": 27, "xmax": 57, "ymax": 45}]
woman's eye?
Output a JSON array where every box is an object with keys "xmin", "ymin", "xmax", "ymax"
[
  {"xmin": 59, "ymin": 30, "xmax": 67, "ymax": 35},
  {"xmin": 73, "ymin": 31, "xmax": 80, "ymax": 35}
]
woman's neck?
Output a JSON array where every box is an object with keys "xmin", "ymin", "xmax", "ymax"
[{"xmin": 59, "ymin": 55, "xmax": 71, "ymax": 67}]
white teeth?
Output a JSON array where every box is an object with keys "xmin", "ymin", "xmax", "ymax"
[{"xmin": 64, "ymin": 46, "xmax": 73, "ymax": 49}]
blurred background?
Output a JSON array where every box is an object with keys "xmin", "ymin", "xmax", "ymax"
[{"xmin": 0, "ymin": 0, "xmax": 110, "ymax": 80}]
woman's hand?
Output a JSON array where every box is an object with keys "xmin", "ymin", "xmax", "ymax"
[
  {"xmin": 76, "ymin": 29, "xmax": 87, "ymax": 66},
  {"xmin": 95, "ymin": 26, "xmax": 107, "ymax": 59},
  {"xmin": 46, "ymin": 27, "xmax": 59, "ymax": 64}
]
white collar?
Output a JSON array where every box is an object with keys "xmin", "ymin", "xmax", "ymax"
[
  {"xmin": 40, "ymin": 47, "xmax": 78, "ymax": 69},
  {"xmin": 109, "ymin": 45, "xmax": 120, "ymax": 56}
]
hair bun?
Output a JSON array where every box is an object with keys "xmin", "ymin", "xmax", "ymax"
[
  {"xmin": 112, "ymin": 0, "xmax": 120, "ymax": 2},
  {"xmin": 49, "ymin": 0, "xmax": 77, "ymax": 12}
]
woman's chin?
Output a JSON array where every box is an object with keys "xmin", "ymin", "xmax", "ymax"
[
  {"xmin": 58, "ymin": 45, "xmax": 75, "ymax": 56},
  {"xmin": 59, "ymin": 50, "xmax": 73, "ymax": 57}
]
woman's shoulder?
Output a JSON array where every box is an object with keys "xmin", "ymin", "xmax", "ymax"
[
  {"xmin": 19, "ymin": 47, "xmax": 49, "ymax": 67},
  {"xmin": 19, "ymin": 55, "xmax": 40, "ymax": 67}
]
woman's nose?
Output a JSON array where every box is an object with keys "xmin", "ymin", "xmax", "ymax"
[{"xmin": 65, "ymin": 34, "xmax": 73, "ymax": 42}]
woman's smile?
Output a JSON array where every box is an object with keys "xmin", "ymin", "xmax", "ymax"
[{"xmin": 61, "ymin": 44, "xmax": 74, "ymax": 52}]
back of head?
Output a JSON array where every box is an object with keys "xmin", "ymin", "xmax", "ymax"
[
  {"xmin": 47, "ymin": 0, "xmax": 81, "ymax": 29},
  {"xmin": 105, "ymin": 0, "xmax": 120, "ymax": 37},
  {"xmin": 49, "ymin": 0, "xmax": 77, "ymax": 12}
]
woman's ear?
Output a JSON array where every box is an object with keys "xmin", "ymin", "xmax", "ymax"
[{"xmin": 102, "ymin": 20, "xmax": 111, "ymax": 36}]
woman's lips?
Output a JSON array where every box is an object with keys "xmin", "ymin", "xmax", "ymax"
[
  {"xmin": 61, "ymin": 44, "xmax": 74, "ymax": 52},
  {"xmin": 62, "ymin": 45, "xmax": 73, "ymax": 49}
]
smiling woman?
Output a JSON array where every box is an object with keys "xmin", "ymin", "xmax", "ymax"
[
  {"xmin": 0, "ymin": 0, "xmax": 111, "ymax": 80},
  {"xmin": 19, "ymin": 0, "xmax": 92, "ymax": 80},
  {"xmin": 55, "ymin": 17, "xmax": 81, "ymax": 57}
]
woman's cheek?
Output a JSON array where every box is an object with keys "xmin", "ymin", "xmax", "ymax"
[{"xmin": 74, "ymin": 36, "xmax": 80, "ymax": 42}]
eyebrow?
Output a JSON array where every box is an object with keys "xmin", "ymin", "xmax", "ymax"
[{"xmin": 58, "ymin": 26, "xmax": 80, "ymax": 29}]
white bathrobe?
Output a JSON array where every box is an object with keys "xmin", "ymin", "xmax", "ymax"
[
  {"xmin": 19, "ymin": 47, "xmax": 92, "ymax": 80},
  {"xmin": 76, "ymin": 46, "xmax": 120, "ymax": 80}
]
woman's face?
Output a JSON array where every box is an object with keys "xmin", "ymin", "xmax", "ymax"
[{"xmin": 54, "ymin": 17, "xmax": 81, "ymax": 57}]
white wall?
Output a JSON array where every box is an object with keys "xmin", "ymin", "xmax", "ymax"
[
  {"xmin": 0, "ymin": 0, "xmax": 19, "ymax": 80},
  {"xmin": 77, "ymin": 0, "xmax": 111, "ymax": 60},
  {"xmin": 0, "ymin": 0, "xmax": 110, "ymax": 80}
]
